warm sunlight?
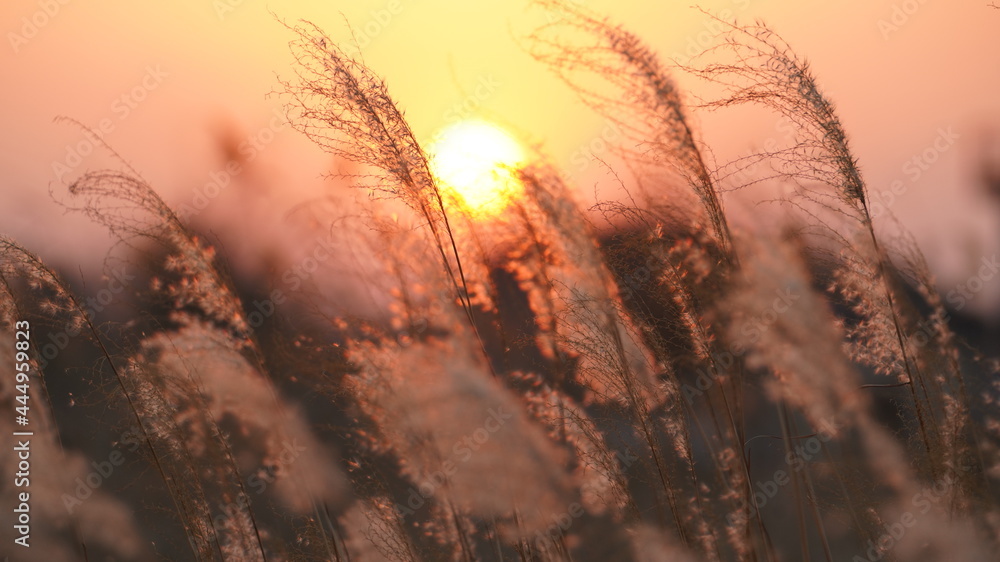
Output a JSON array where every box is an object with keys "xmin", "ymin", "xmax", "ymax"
[
  {"xmin": 428, "ymin": 120, "xmax": 526, "ymax": 217},
  {"xmin": 5, "ymin": 2, "xmax": 999, "ymax": 558}
]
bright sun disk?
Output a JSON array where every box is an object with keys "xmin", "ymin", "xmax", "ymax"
[{"xmin": 428, "ymin": 120, "xmax": 526, "ymax": 217}]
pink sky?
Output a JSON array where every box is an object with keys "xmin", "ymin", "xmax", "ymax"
[{"xmin": 2, "ymin": 0, "xmax": 999, "ymax": 311}]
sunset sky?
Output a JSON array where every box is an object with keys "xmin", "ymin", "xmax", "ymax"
[{"xmin": 2, "ymin": 0, "xmax": 999, "ymax": 310}]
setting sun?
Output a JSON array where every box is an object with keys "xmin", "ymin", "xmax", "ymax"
[{"xmin": 428, "ymin": 120, "xmax": 526, "ymax": 217}]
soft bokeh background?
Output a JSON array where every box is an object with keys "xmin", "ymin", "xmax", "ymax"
[{"xmin": 2, "ymin": 0, "xmax": 999, "ymax": 312}]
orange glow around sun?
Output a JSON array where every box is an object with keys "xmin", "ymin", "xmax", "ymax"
[{"xmin": 428, "ymin": 120, "xmax": 526, "ymax": 217}]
